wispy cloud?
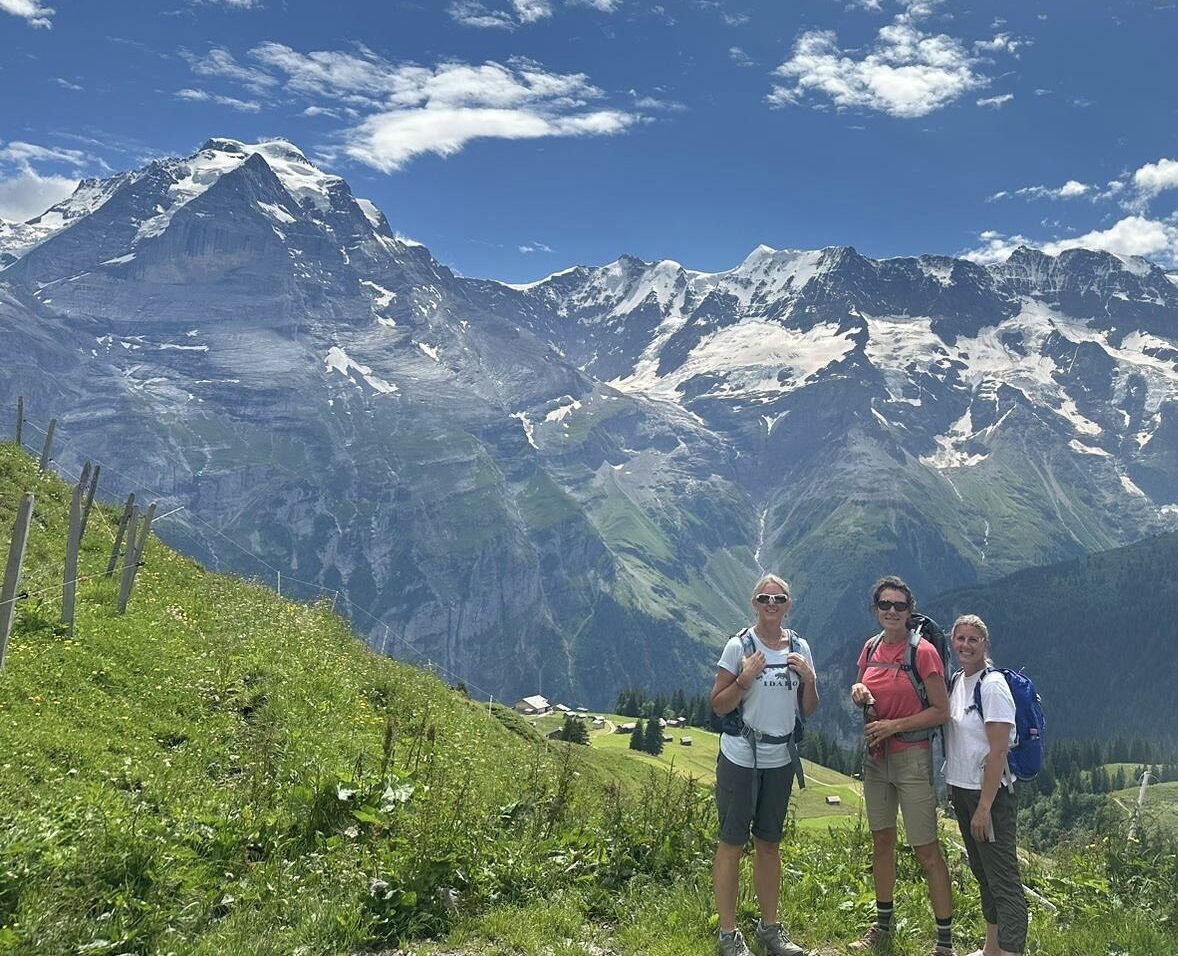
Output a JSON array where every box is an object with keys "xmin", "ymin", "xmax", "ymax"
[
  {"xmin": 976, "ymin": 93, "xmax": 1013, "ymax": 109},
  {"xmin": 450, "ymin": 0, "xmax": 614, "ymax": 29},
  {"xmin": 988, "ymin": 179, "xmax": 1092, "ymax": 202},
  {"xmin": 519, "ymin": 240, "xmax": 554, "ymax": 253},
  {"xmin": 53, "ymin": 77, "xmax": 84, "ymax": 91},
  {"xmin": 730, "ymin": 46, "xmax": 755, "ymax": 68},
  {"xmin": 217, "ymin": 45, "xmax": 642, "ymax": 172},
  {"xmin": 0, "ymin": 0, "xmax": 54, "ymax": 28},
  {"xmin": 448, "ymin": 2, "xmax": 515, "ymax": 29},
  {"xmin": 768, "ymin": 4, "xmax": 1014, "ymax": 118},
  {"xmin": 568, "ymin": 0, "xmax": 621, "ymax": 10},
  {"xmin": 175, "ymin": 88, "xmax": 262, "ymax": 112},
  {"xmin": 180, "ymin": 46, "xmax": 278, "ymax": 94}
]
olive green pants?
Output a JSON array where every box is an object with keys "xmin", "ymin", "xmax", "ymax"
[{"xmin": 950, "ymin": 785, "xmax": 1028, "ymax": 953}]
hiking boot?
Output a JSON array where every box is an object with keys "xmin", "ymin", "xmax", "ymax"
[
  {"xmin": 755, "ymin": 920, "xmax": 805, "ymax": 956},
  {"xmin": 848, "ymin": 923, "xmax": 891, "ymax": 951},
  {"xmin": 718, "ymin": 929, "xmax": 752, "ymax": 956}
]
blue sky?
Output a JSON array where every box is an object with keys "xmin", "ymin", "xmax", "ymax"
[{"xmin": 3, "ymin": 0, "xmax": 1178, "ymax": 282}]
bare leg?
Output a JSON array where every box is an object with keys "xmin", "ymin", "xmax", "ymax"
[
  {"xmin": 713, "ymin": 840, "xmax": 744, "ymax": 932},
  {"xmin": 751, "ymin": 836, "xmax": 781, "ymax": 925},
  {"xmin": 870, "ymin": 827, "xmax": 898, "ymax": 903},
  {"xmin": 912, "ymin": 840, "xmax": 953, "ymax": 921}
]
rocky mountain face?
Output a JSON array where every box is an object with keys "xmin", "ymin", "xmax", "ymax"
[{"xmin": 3, "ymin": 138, "xmax": 1177, "ymax": 725}]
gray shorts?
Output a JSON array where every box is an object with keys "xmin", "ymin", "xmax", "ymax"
[{"xmin": 715, "ymin": 752, "xmax": 795, "ymax": 845}]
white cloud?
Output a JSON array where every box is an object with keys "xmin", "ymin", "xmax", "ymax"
[
  {"xmin": 989, "ymin": 179, "xmax": 1092, "ymax": 202},
  {"xmin": 175, "ymin": 88, "xmax": 262, "ymax": 112},
  {"xmin": 239, "ymin": 48, "xmax": 641, "ymax": 172},
  {"xmin": 769, "ymin": 16, "xmax": 996, "ymax": 118},
  {"xmin": 204, "ymin": 0, "xmax": 261, "ymax": 6},
  {"xmin": 730, "ymin": 46, "xmax": 755, "ymax": 68},
  {"xmin": 0, "ymin": 0, "xmax": 54, "ymax": 28},
  {"xmin": 974, "ymin": 33, "xmax": 1026, "ymax": 55},
  {"xmin": 976, "ymin": 93, "xmax": 1013, "ymax": 108},
  {"xmin": 964, "ymin": 217, "xmax": 1178, "ymax": 269},
  {"xmin": 722, "ymin": 13, "xmax": 750, "ymax": 26},
  {"xmin": 519, "ymin": 240, "xmax": 553, "ymax": 253},
  {"xmin": 1132, "ymin": 158, "xmax": 1178, "ymax": 199},
  {"xmin": 568, "ymin": 0, "xmax": 621, "ymax": 10},
  {"xmin": 448, "ymin": 2, "xmax": 515, "ymax": 29},
  {"xmin": 53, "ymin": 77, "xmax": 84, "ymax": 91},
  {"xmin": 0, "ymin": 141, "xmax": 89, "ymax": 167},
  {"xmin": 0, "ymin": 144, "xmax": 78, "ymax": 221},
  {"xmin": 181, "ymin": 46, "xmax": 278, "ymax": 93},
  {"xmin": 512, "ymin": 0, "xmax": 551, "ymax": 21}
]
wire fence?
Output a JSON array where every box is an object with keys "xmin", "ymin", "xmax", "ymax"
[{"xmin": 5, "ymin": 407, "xmax": 503, "ymax": 703}]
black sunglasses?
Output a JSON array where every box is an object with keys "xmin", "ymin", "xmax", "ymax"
[
  {"xmin": 755, "ymin": 593, "xmax": 790, "ymax": 605},
  {"xmin": 875, "ymin": 600, "xmax": 910, "ymax": 612}
]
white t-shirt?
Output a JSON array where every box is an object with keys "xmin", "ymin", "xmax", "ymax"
[
  {"xmin": 716, "ymin": 628, "xmax": 814, "ymax": 769},
  {"xmin": 944, "ymin": 669, "xmax": 1017, "ymax": 790}
]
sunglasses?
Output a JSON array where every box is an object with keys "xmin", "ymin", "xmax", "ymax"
[
  {"xmin": 875, "ymin": 600, "xmax": 910, "ymax": 612},
  {"xmin": 755, "ymin": 593, "xmax": 790, "ymax": 605}
]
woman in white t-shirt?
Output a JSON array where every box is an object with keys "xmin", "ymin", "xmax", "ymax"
[
  {"xmin": 945, "ymin": 615, "xmax": 1028, "ymax": 956},
  {"xmin": 709, "ymin": 574, "xmax": 819, "ymax": 956}
]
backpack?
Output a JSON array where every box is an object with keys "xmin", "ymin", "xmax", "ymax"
[
  {"xmin": 862, "ymin": 613, "xmax": 949, "ymax": 743},
  {"xmin": 952, "ymin": 667, "xmax": 1046, "ymax": 781},
  {"xmin": 710, "ymin": 628, "xmax": 808, "ymax": 785}
]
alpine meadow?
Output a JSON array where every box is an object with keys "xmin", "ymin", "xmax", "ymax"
[{"xmin": 4, "ymin": 1, "xmax": 1178, "ymax": 954}]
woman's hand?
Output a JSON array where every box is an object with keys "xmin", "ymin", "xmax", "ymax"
[
  {"xmin": 739, "ymin": 649, "xmax": 767, "ymax": 686},
  {"xmin": 787, "ymin": 652, "xmax": 814, "ymax": 685},
  {"xmin": 864, "ymin": 718, "xmax": 898, "ymax": 747},
  {"xmin": 970, "ymin": 804, "xmax": 994, "ymax": 843},
  {"xmin": 850, "ymin": 682, "xmax": 872, "ymax": 707}
]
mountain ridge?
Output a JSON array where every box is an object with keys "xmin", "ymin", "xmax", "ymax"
[{"xmin": 3, "ymin": 136, "xmax": 1178, "ymax": 717}]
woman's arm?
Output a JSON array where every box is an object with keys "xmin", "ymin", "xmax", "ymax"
[
  {"xmin": 970, "ymin": 719, "xmax": 1013, "ymax": 842},
  {"xmin": 710, "ymin": 649, "xmax": 765, "ymax": 715},
  {"xmin": 788, "ymin": 651, "xmax": 820, "ymax": 717}
]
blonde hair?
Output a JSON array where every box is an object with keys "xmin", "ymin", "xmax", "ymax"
[
  {"xmin": 752, "ymin": 574, "xmax": 790, "ymax": 599},
  {"xmin": 951, "ymin": 614, "xmax": 993, "ymax": 666}
]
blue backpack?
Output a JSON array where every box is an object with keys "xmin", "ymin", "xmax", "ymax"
[{"xmin": 954, "ymin": 667, "xmax": 1046, "ymax": 781}]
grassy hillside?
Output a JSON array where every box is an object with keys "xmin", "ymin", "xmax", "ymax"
[{"xmin": 1, "ymin": 442, "xmax": 1175, "ymax": 955}]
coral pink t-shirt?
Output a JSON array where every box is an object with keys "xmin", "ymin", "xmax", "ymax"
[{"xmin": 857, "ymin": 635, "xmax": 945, "ymax": 753}]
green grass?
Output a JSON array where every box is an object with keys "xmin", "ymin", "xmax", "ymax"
[{"xmin": 1, "ymin": 440, "xmax": 1174, "ymax": 956}]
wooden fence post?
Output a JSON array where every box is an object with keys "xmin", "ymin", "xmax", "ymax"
[
  {"xmin": 117, "ymin": 502, "xmax": 155, "ymax": 614},
  {"xmin": 62, "ymin": 475, "xmax": 86, "ymax": 631},
  {"xmin": 107, "ymin": 493, "xmax": 136, "ymax": 575},
  {"xmin": 117, "ymin": 506, "xmax": 139, "ymax": 613},
  {"xmin": 15, "ymin": 396, "xmax": 23, "ymax": 447},
  {"xmin": 38, "ymin": 419, "xmax": 57, "ymax": 473},
  {"xmin": 80, "ymin": 464, "xmax": 100, "ymax": 538},
  {"xmin": 0, "ymin": 493, "xmax": 35, "ymax": 670}
]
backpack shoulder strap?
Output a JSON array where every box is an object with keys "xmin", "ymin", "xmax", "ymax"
[
  {"xmin": 864, "ymin": 632, "xmax": 884, "ymax": 664},
  {"xmin": 739, "ymin": 627, "xmax": 756, "ymax": 657},
  {"xmin": 972, "ymin": 666, "xmax": 995, "ymax": 719},
  {"xmin": 905, "ymin": 628, "xmax": 927, "ymax": 704}
]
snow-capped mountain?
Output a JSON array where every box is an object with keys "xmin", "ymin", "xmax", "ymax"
[{"xmin": 3, "ymin": 137, "xmax": 1177, "ymax": 722}]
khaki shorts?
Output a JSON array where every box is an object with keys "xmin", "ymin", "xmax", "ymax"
[{"xmin": 862, "ymin": 746, "xmax": 938, "ymax": 846}]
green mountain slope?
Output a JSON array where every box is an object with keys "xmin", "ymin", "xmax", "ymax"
[{"xmin": 923, "ymin": 531, "xmax": 1178, "ymax": 742}]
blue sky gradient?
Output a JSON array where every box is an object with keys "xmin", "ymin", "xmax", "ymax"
[{"xmin": 3, "ymin": 0, "xmax": 1177, "ymax": 281}]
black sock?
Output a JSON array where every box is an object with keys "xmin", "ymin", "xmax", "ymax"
[
  {"xmin": 875, "ymin": 901, "xmax": 894, "ymax": 931},
  {"xmin": 936, "ymin": 916, "xmax": 952, "ymax": 948}
]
